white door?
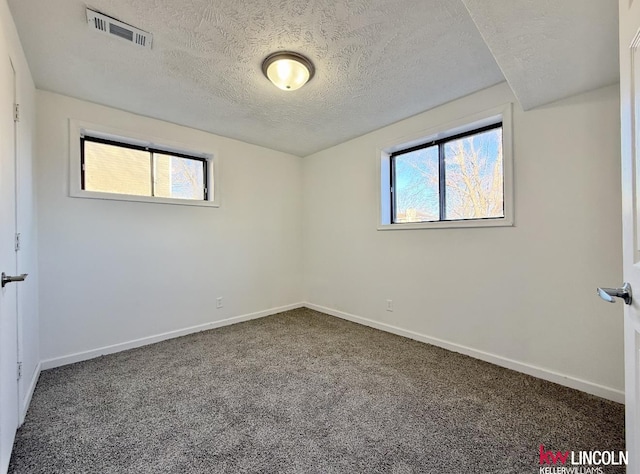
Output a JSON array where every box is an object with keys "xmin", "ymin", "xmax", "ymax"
[
  {"xmin": 620, "ymin": 0, "xmax": 640, "ymax": 472},
  {"xmin": 0, "ymin": 54, "xmax": 18, "ymax": 473}
]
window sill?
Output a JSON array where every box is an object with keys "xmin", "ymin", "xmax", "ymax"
[
  {"xmin": 377, "ymin": 218, "xmax": 513, "ymax": 230},
  {"xmin": 70, "ymin": 189, "xmax": 220, "ymax": 208}
]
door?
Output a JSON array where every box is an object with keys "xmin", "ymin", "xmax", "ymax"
[
  {"xmin": 0, "ymin": 54, "xmax": 17, "ymax": 473},
  {"xmin": 621, "ymin": 1, "xmax": 640, "ymax": 472}
]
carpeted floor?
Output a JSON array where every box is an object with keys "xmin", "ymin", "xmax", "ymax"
[{"xmin": 9, "ymin": 308, "xmax": 625, "ymax": 473}]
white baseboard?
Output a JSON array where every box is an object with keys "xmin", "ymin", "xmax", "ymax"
[
  {"xmin": 304, "ymin": 303, "xmax": 625, "ymax": 404},
  {"xmin": 41, "ymin": 303, "xmax": 304, "ymax": 370},
  {"xmin": 37, "ymin": 301, "xmax": 624, "ymax": 404},
  {"xmin": 20, "ymin": 361, "xmax": 41, "ymax": 424}
]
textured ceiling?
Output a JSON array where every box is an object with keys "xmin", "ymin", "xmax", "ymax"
[
  {"xmin": 8, "ymin": 0, "xmax": 618, "ymax": 156},
  {"xmin": 461, "ymin": 0, "xmax": 619, "ymax": 110}
]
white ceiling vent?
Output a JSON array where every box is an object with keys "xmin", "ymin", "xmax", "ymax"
[{"xmin": 86, "ymin": 8, "xmax": 152, "ymax": 49}]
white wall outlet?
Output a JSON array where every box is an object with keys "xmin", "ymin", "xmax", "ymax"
[
  {"xmin": 216, "ymin": 297, "xmax": 223, "ymax": 309},
  {"xmin": 386, "ymin": 299, "xmax": 393, "ymax": 312}
]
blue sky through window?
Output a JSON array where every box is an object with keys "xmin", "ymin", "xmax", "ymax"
[{"xmin": 394, "ymin": 127, "xmax": 503, "ymax": 223}]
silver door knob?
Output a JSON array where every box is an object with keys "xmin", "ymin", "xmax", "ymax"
[
  {"xmin": 597, "ymin": 282, "xmax": 632, "ymax": 305},
  {"xmin": 1, "ymin": 272, "xmax": 27, "ymax": 288}
]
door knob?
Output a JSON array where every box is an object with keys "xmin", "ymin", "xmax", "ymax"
[
  {"xmin": 597, "ymin": 282, "xmax": 632, "ymax": 305},
  {"xmin": 1, "ymin": 272, "xmax": 27, "ymax": 288}
]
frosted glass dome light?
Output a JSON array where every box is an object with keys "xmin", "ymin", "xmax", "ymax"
[{"xmin": 262, "ymin": 51, "xmax": 315, "ymax": 91}]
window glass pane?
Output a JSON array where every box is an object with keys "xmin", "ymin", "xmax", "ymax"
[
  {"xmin": 154, "ymin": 153, "xmax": 205, "ymax": 200},
  {"xmin": 84, "ymin": 141, "xmax": 151, "ymax": 196},
  {"xmin": 394, "ymin": 146, "xmax": 439, "ymax": 223},
  {"xmin": 444, "ymin": 128, "xmax": 503, "ymax": 220}
]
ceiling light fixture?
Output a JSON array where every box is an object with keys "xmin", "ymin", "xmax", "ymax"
[{"xmin": 262, "ymin": 51, "xmax": 315, "ymax": 91}]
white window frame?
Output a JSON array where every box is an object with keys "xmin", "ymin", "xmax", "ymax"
[
  {"xmin": 378, "ymin": 103, "xmax": 513, "ymax": 230},
  {"xmin": 69, "ymin": 119, "xmax": 219, "ymax": 207}
]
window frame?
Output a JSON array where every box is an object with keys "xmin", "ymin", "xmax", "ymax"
[
  {"xmin": 390, "ymin": 122, "xmax": 503, "ymax": 224},
  {"xmin": 69, "ymin": 119, "xmax": 219, "ymax": 207},
  {"xmin": 378, "ymin": 104, "xmax": 513, "ymax": 230},
  {"xmin": 80, "ymin": 135, "xmax": 210, "ymax": 201}
]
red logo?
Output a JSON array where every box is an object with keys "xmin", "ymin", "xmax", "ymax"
[{"xmin": 539, "ymin": 445, "xmax": 570, "ymax": 465}]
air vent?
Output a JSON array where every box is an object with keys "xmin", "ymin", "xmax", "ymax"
[{"xmin": 86, "ymin": 8, "xmax": 152, "ymax": 50}]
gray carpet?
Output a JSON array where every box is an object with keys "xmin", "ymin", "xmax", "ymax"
[{"xmin": 9, "ymin": 308, "xmax": 625, "ymax": 473}]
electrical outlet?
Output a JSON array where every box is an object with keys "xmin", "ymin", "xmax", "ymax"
[
  {"xmin": 386, "ymin": 299, "xmax": 393, "ymax": 312},
  {"xmin": 216, "ymin": 297, "xmax": 223, "ymax": 309}
]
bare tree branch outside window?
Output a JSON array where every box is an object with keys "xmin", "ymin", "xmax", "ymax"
[{"xmin": 393, "ymin": 127, "xmax": 503, "ymax": 223}]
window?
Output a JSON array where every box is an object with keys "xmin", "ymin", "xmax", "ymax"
[
  {"xmin": 392, "ymin": 123, "xmax": 503, "ymax": 223},
  {"xmin": 69, "ymin": 120, "xmax": 218, "ymax": 207},
  {"xmin": 379, "ymin": 105, "xmax": 513, "ymax": 229},
  {"xmin": 81, "ymin": 136, "xmax": 208, "ymax": 201}
]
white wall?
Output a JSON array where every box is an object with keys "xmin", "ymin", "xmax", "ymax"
[
  {"xmin": 303, "ymin": 82, "xmax": 624, "ymax": 401},
  {"xmin": 0, "ymin": 0, "xmax": 39, "ymax": 420},
  {"xmin": 37, "ymin": 91, "xmax": 303, "ymax": 364},
  {"xmin": 33, "ymin": 72, "xmax": 624, "ymax": 402}
]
